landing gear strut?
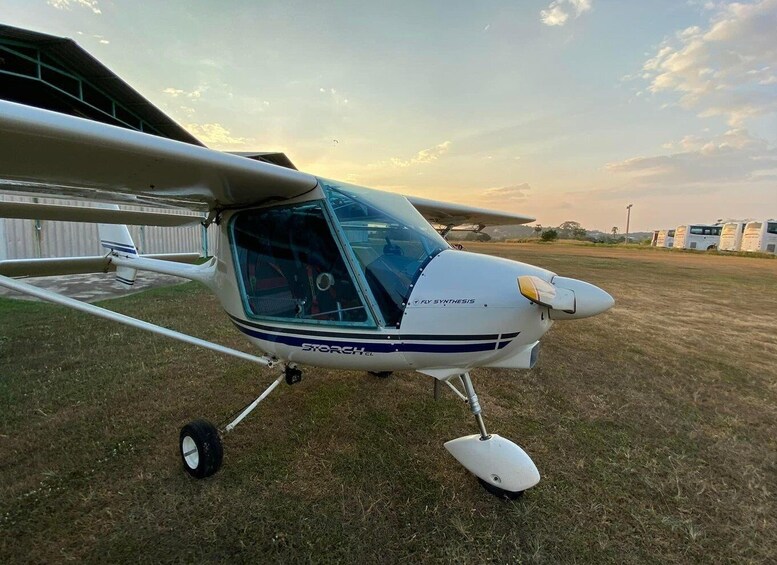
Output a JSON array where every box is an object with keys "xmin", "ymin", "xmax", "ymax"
[
  {"xmin": 441, "ymin": 372, "xmax": 540, "ymax": 499},
  {"xmin": 179, "ymin": 363, "xmax": 301, "ymax": 479},
  {"xmin": 460, "ymin": 373, "xmax": 490, "ymax": 440}
]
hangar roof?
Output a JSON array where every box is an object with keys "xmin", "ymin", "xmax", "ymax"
[
  {"xmin": 0, "ymin": 24, "xmax": 203, "ymax": 146},
  {"xmin": 0, "ymin": 25, "xmax": 299, "ymax": 170}
]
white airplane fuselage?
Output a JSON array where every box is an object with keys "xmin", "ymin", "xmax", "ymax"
[
  {"xmin": 200, "ymin": 187, "xmax": 612, "ymax": 375},
  {"xmin": 219, "ymin": 245, "xmax": 554, "ymax": 373}
]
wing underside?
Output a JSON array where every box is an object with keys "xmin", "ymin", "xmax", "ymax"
[{"xmin": 0, "ymin": 100, "xmax": 318, "ymax": 211}]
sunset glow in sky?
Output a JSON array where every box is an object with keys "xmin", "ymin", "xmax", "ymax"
[{"xmin": 4, "ymin": 0, "xmax": 777, "ymax": 231}]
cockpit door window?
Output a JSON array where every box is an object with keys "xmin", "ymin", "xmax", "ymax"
[{"xmin": 231, "ymin": 201, "xmax": 372, "ymax": 325}]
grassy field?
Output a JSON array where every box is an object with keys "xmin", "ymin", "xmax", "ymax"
[{"xmin": 1, "ymin": 242, "xmax": 775, "ymax": 563}]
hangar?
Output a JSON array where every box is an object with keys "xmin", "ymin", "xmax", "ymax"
[{"xmin": 0, "ymin": 24, "xmax": 292, "ymax": 260}]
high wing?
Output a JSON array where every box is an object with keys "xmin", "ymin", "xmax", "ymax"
[
  {"xmin": 406, "ymin": 195, "xmax": 534, "ymax": 229},
  {"xmin": 0, "ymin": 100, "xmax": 317, "ymax": 211},
  {"xmin": 0, "ymin": 99, "xmax": 532, "ymax": 229}
]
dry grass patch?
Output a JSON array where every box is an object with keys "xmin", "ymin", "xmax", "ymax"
[{"xmin": 1, "ymin": 242, "xmax": 775, "ymax": 563}]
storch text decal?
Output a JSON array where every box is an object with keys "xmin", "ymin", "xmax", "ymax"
[
  {"xmin": 413, "ymin": 298, "xmax": 476, "ymax": 305},
  {"xmin": 301, "ymin": 343, "xmax": 373, "ymax": 356}
]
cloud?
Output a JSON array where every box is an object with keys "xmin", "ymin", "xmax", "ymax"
[
  {"xmin": 541, "ymin": 4, "xmax": 569, "ymax": 26},
  {"xmin": 184, "ymin": 123, "xmax": 251, "ymax": 149},
  {"xmin": 641, "ymin": 0, "xmax": 777, "ymax": 126},
  {"xmin": 481, "ymin": 183, "xmax": 532, "ymax": 202},
  {"xmin": 47, "ymin": 0, "xmax": 101, "ymax": 14},
  {"xmin": 162, "ymin": 87, "xmax": 204, "ymax": 99},
  {"xmin": 75, "ymin": 31, "xmax": 109, "ymax": 43},
  {"xmin": 568, "ymin": 0, "xmax": 592, "ymax": 14},
  {"xmin": 604, "ymin": 128, "xmax": 777, "ymax": 188},
  {"xmin": 319, "ymin": 86, "xmax": 350, "ymax": 106},
  {"xmin": 389, "ymin": 141, "xmax": 452, "ymax": 168},
  {"xmin": 541, "ymin": 0, "xmax": 592, "ymax": 27}
]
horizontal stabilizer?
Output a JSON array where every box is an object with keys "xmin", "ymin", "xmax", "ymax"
[
  {"xmin": 0, "ymin": 253, "xmax": 200, "ymax": 278},
  {"xmin": 0, "ymin": 201, "xmax": 202, "ymax": 226}
]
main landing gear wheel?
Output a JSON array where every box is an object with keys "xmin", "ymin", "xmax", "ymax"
[
  {"xmin": 477, "ymin": 477, "xmax": 525, "ymax": 500},
  {"xmin": 180, "ymin": 419, "xmax": 223, "ymax": 479},
  {"xmin": 368, "ymin": 371, "xmax": 393, "ymax": 378}
]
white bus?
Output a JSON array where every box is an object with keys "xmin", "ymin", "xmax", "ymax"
[
  {"xmin": 719, "ymin": 222, "xmax": 746, "ymax": 252},
  {"xmin": 656, "ymin": 229, "xmax": 675, "ymax": 248},
  {"xmin": 741, "ymin": 220, "xmax": 777, "ymax": 254},
  {"xmin": 673, "ymin": 224, "xmax": 722, "ymax": 250}
]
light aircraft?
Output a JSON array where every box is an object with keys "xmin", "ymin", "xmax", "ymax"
[{"xmin": 0, "ymin": 99, "xmax": 614, "ymax": 499}]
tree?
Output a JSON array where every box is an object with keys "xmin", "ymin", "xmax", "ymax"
[
  {"xmin": 533, "ymin": 224, "xmax": 543, "ymax": 237},
  {"xmin": 558, "ymin": 220, "xmax": 582, "ymax": 232},
  {"xmin": 557, "ymin": 220, "xmax": 588, "ymax": 240},
  {"xmin": 540, "ymin": 229, "xmax": 558, "ymax": 242},
  {"xmin": 611, "ymin": 226, "xmax": 619, "ymax": 235}
]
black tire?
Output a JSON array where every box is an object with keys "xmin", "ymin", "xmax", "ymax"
[
  {"xmin": 180, "ymin": 419, "xmax": 223, "ymax": 479},
  {"xmin": 477, "ymin": 477, "xmax": 524, "ymax": 500},
  {"xmin": 368, "ymin": 371, "xmax": 393, "ymax": 378}
]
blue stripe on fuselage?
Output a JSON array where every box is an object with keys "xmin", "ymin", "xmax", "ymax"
[{"xmin": 231, "ymin": 320, "xmax": 514, "ymax": 354}]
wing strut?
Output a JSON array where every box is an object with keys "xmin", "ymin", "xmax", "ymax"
[{"xmin": 0, "ymin": 274, "xmax": 275, "ymax": 368}]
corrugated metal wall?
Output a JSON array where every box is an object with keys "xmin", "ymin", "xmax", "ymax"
[{"xmin": 0, "ymin": 193, "xmax": 218, "ymax": 260}]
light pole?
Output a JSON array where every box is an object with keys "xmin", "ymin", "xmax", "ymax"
[{"xmin": 625, "ymin": 204, "xmax": 633, "ymax": 244}]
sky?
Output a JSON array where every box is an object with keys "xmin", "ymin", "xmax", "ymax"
[{"xmin": 2, "ymin": 0, "xmax": 776, "ymax": 231}]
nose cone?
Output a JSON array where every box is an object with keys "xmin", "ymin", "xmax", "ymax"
[{"xmin": 549, "ymin": 276, "xmax": 614, "ymax": 320}]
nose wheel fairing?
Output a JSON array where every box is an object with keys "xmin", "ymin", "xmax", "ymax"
[
  {"xmin": 440, "ymin": 372, "xmax": 540, "ymax": 498},
  {"xmin": 445, "ymin": 435, "xmax": 540, "ymax": 494}
]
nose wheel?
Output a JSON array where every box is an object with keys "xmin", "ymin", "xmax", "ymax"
[
  {"xmin": 477, "ymin": 477, "xmax": 525, "ymax": 500},
  {"xmin": 440, "ymin": 372, "xmax": 541, "ymax": 499}
]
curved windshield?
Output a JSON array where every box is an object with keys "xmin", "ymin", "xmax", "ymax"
[{"xmin": 321, "ymin": 179, "xmax": 449, "ymax": 326}]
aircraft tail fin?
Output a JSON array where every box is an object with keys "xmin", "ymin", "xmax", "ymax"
[{"xmin": 97, "ymin": 205, "xmax": 138, "ymax": 288}]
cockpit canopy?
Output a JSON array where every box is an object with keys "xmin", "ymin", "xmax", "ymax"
[{"xmin": 231, "ymin": 180, "xmax": 449, "ymax": 327}]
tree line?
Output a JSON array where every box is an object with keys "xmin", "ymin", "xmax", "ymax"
[{"xmin": 457, "ymin": 221, "xmax": 637, "ymax": 243}]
